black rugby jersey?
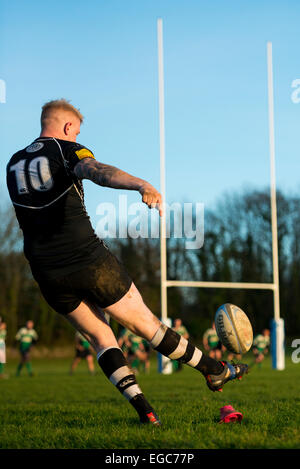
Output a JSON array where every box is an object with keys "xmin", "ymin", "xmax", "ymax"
[{"xmin": 6, "ymin": 137, "xmax": 106, "ymax": 277}]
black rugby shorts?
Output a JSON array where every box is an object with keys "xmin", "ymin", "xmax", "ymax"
[
  {"xmin": 75, "ymin": 348, "xmax": 92, "ymax": 359},
  {"xmin": 35, "ymin": 250, "xmax": 132, "ymax": 315}
]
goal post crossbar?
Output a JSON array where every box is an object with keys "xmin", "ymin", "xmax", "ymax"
[
  {"xmin": 165, "ymin": 280, "xmax": 277, "ymax": 291},
  {"xmin": 157, "ymin": 23, "xmax": 280, "ymax": 319}
]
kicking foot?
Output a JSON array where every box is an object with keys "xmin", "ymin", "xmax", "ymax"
[
  {"xmin": 140, "ymin": 411, "xmax": 161, "ymax": 426},
  {"xmin": 205, "ymin": 361, "xmax": 249, "ymax": 392}
]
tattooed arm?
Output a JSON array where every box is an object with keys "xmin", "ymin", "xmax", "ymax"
[{"xmin": 73, "ymin": 158, "xmax": 163, "ymax": 215}]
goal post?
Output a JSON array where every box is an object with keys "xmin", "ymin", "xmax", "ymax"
[
  {"xmin": 157, "ymin": 17, "xmax": 168, "ymax": 327},
  {"xmin": 157, "ymin": 18, "xmax": 172, "ymax": 374},
  {"xmin": 156, "ymin": 20, "xmax": 284, "ymax": 371},
  {"xmin": 267, "ymin": 41, "xmax": 285, "ymax": 370}
]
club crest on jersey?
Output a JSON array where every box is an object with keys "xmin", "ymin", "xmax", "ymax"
[{"xmin": 26, "ymin": 142, "xmax": 44, "ymax": 153}]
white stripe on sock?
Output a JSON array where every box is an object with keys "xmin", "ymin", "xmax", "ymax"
[
  {"xmin": 109, "ymin": 365, "xmax": 131, "ymax": 385},
  {"xmin": 169, "ymin": 336, "xmax": 188, "ymax": 360},
  {"xmin": 187, "ymin": 348, "xmax": 203, "ymax": 367},
  {"xmin": 123, "ymin": 384, "xmax": 142, "ymax": 401},
  {"xmin": 150, "ymin": 324, "xmax": 167, "ymax": 348}
]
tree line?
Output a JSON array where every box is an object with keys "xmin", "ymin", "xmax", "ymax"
[{"xmin": 1, "ymin": 187, "xmax": 299, "ymax": 346}]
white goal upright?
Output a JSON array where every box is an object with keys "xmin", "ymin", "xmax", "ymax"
[{"xmin": 157, "ymin": 20, "xmax": 285, "ymax": 372}]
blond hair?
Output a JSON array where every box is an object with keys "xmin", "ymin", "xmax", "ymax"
[{"xmin": 41, "ymin": 99, "xmax": 84, "ymax": 128}]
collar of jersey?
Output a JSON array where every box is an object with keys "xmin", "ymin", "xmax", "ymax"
[{"xmin": 34, "ymin": 137, "xmax": 76, "ymax": 144}]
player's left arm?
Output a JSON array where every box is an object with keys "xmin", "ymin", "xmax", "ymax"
[{"xmin": 73, "ymin": 158, "xmax": 163, "ymax": 216}]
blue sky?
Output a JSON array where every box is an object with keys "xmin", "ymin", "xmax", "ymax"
[{"xmin": 1, "ymin": 0, "xmax": 300, "ymax": 230}]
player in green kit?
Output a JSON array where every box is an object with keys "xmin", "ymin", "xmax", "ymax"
[
  {"xmin": 252, "ymin": 329, "xmax": 270, "ymax": 368},
  {"xmin": 70, "ymin": 331, "xmax": 95, "ymax": 375},
  {"xmin": 15, "ymin": 320, "xmax": 38, "ymax": 377},
  {"xmin": 0, "ymin": 321, "xmax": 7, "ymax": 379},
  {"xmin": 172, "ymin": 319, "xmax": 189, "ymax": 372},
  {"xmin": 118, "ymin": 328, "xmax": 147, "ymax": 373},
  {"xmin": 129, "ymin": 333, "xmax": 149, "ymax": 374},
  {"xmin": 118, "ymin": 328, "xmax": 131, "ymax": 359},
  {"xmin": 203, "ymin": 323, "xmax": 222, "ymax": 361},
  {"xmin": 172, "ymin": 318, "xmax": 189, "ymax": 339}
]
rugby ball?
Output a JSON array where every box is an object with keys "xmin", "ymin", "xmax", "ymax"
[{"xmin": 215, "ymin": 303, "xmax": 253, "ymax": 355}]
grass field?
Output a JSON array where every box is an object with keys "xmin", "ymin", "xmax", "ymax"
[{"xmin": 0, "ymin": 354, "xmax": 299, "ymax": 449}]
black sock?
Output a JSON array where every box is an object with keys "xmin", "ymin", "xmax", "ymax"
[
  {"xmin": 151, "ymin": 324, "xmax": 224, "ymax": 376},
  {"xmin": 196, "ymin": 354, "xmax": 224, "ymax": 375},
  {"xmin": 97, "ymin": 347, "xmax": 153, "ymax": 419}
]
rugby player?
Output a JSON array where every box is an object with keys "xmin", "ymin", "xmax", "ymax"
[
  {"xmin": 119, "ymin": 328, "xmax": 148, "ymax": 374},
  {"xmin": 70, "ymin": 331, "xmax": 95, "ymax": 375},
  {"xmin": 252, "ymin": 329, "xmax": 270, "ymax": 368},
  {"xmin": 203, "ymin": 322, "xmax": 223, "ymax": 361},
  {"xmin": 15, "ymin": 320, "xmax": 38, "ymax": 377},
  {"xmin": 6, "ymin": 99, "xmax": 248, "ymax": 426},
  {"xmin": 172, "ymin": 318, "xmax": 189, "ymax": 372},
  {"xmin": 0, "ymin": 321, "xmax": 7, "ymax": 379},
  {"xmin": 172, "ymin": 318, "xmax": 189, "ymax": 340}
]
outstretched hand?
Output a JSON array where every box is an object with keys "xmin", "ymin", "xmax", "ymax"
[{"xmin": 139, "ymin": 183, "xmax": 163, "ymax": 217}]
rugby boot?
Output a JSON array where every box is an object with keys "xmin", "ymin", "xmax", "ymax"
[{"xmin": 205, "ymin": 361, "xmax": 249, "ymax": 392}]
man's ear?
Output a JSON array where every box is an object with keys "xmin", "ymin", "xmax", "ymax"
[{"xmin": 64, "ymin": 122, "xmax": 72, "ymax": 135}]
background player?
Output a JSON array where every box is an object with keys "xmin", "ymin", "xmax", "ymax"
[
  {"xmin": 202, "ymin": 322, "xmax": 223, "ymax": 361},
  {"xmin": 7, "ymin": 99, "xmax": 248, "ymax": 425},
  {"xmin": 172, "ymin": 318, "xmax": 189, "ymax": 339},
  {"xmin": 252, "ymin": 329, "xmax": 270, "ymax": 368},
  {"xmin": 172, "ymin": 318, "xmax": 189, "ymax": 372},
  {"xmin": 70, "ymin": 331, "xmax": 95, "ymax": 375},
  {"xmin": 118, "ymin": 328, "xmax": 148, "ymax": 374},
  {"xmin": 0, "ymin": 321, "xmax": 7, "ymax": 379},
  {"xmin": 15, "ymin": 320, "xmax": 38, "ymax": 377},
  {"xmin": 118, "ymin": 327, "xmax": 131, "ymax": 360}
]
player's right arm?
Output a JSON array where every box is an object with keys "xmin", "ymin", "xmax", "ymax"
[{"xmin": 73, "ymin": 157, "xmax": 163, "ymax": 216}]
